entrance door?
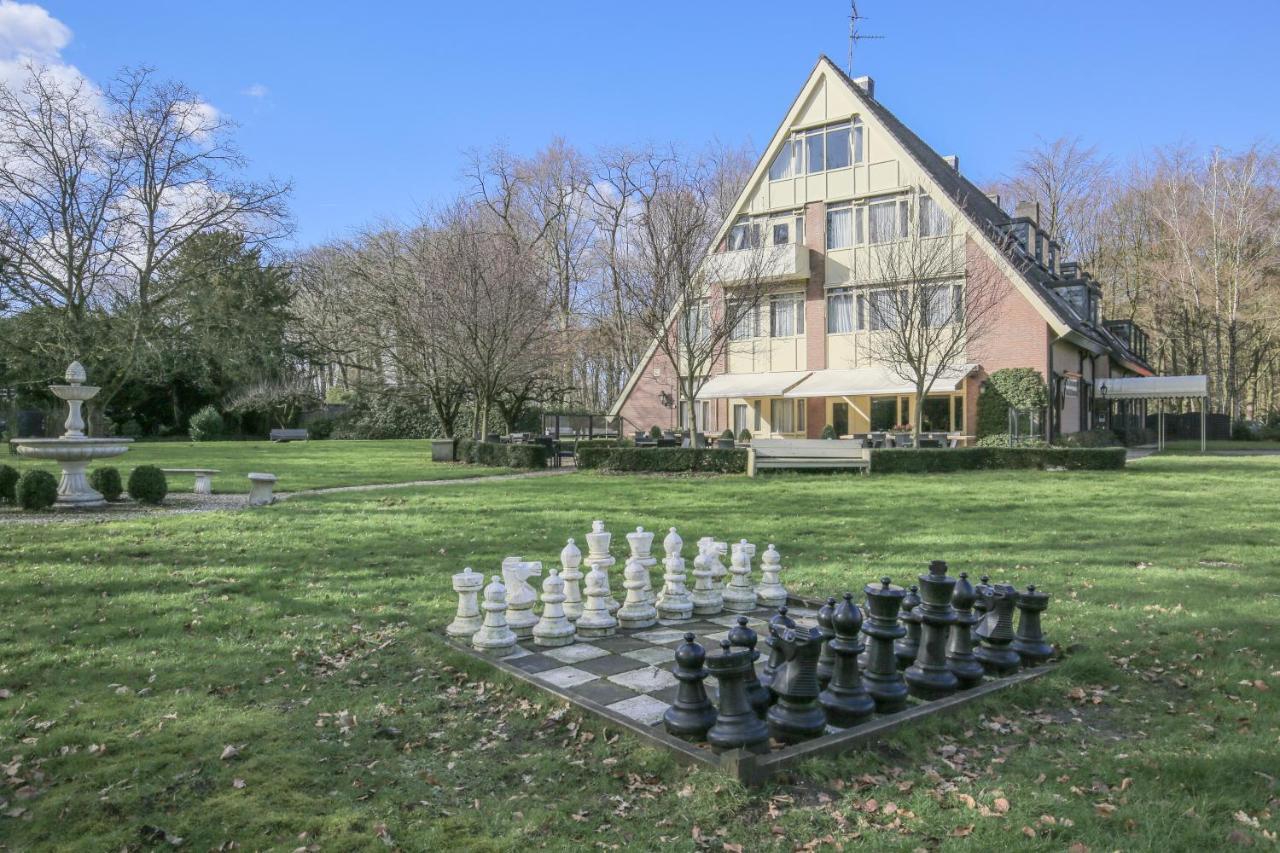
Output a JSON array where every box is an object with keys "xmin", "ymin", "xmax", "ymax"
[{"xmin": 832, "ymin": 402, "xmax": 849, "ymax": 436}]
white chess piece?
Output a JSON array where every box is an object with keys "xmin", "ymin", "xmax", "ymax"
[
  {"xmin": 617, "ymin": 557, "xmax": 658, "ymax": 629},
  {"xmin": 559, "ymin": 538, "xmax": 584, "ymax": 622},
  {"xmin": 472, "ymin": 575, "xmax": 517, "ymax": 654},
  {"xmin": 585, "ymin": 520, "xmax": 620, "ymax": 615},
  {"xmin": 445, "ymin": 566, "xmax": 485, "ymax": 638},
  {"xmin": 533, "ymin": 568, "xmax": 576, "ymax": 647},
  {"xmin": 698, "ymin": 538, "xmax": 728, "ymax": 592},
  {"xmin": 722, "ymin": 543, "xmax": 757, "ymax": 613},
  {"xmin": 626, "ymin": 526, "xmax": 657, "ymax": 568},
  {"xmin": 656, "ymin": 527, "xmax": 693, "ymax": 621},
  {"xmin": 502, "ymin": 556, "xmax": 542, "ymax": 639},
  {"xmin": 689, "ymin": 540, "xmax": 723, "ymax": 616},
  {"xmin": 575, "ymin": 561, "xmax": 619, "ymax": 638},
  {"xmin": 756, "ymin": 543, "xmax": 787, "ymax": 608}
]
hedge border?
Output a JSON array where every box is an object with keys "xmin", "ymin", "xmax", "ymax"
[
  {"xmin": 871, "ymin": 447, "xmax": 1126, "ymax": 474},
  {"xmin": 576, "ymin": 446, "xmax": 748, "ymax": 474},
  {"xmin": 453, "ymin": 438, "xmax": 549, "ymax": 470}
]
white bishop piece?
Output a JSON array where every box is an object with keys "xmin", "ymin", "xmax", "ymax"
[
  {"xmin": 472, "ymin": 575, "xmax": 517, "ymax": 654},
  {"xmin": 722, "ymin": 541, "xmax": 758, "ymax": 613},
  {"xmin": 584, "ymin": 520, "xmax": 620, "ymax": 615},
  {"xmin": 446, "ymin": 566, "xmax": 485, "ymax": 638},
  {"xmin": 501, "ymin": 556, "xmax": 542, "ymax": 639},
  {"xmin": 559, "ymin": 538, "xmax": 584, "ymax": 622},
  {"xmin": 617, "ymin": 557, "xmax": 658, "ymax": 629},
  {"xmin": 756, "ymin": 543, "xmax": 787, "ymax": 607},
  {"xmin": 656, "ymin": 527, "xmax": 693, "ymax": 621},
  {"xmin": 533, "ymin": 568, "xmax": 576, "ymax": 647}
]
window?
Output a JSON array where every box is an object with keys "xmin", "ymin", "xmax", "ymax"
[
  {"xmin": 772, "ymin": 222, "xmax": 789, "ymax": 246},
  {"xmin": 863, "ymin": 288, "xmax": 901, "ymax": 331},
  {"xmin": 682, "ymin": 301, "xmax": 709, "ymax": 343},
  {"xmin": 925, "ymin": 284, "xmax": 961, "ymax": 327},
  {"xmin": 824, "ymin": 123, "xmax": 851, "ymax": 170},
  {"xmin": 870, "ymin": 397, "xmax": 897, "ymax": 431},
  {"xmin": 855, "ymin": 206, "xmax": 865, "ymax": 244},
  {"xmin": 826, "ymin": 203, "xmax": 852, "ymax": 250},
  {"xmin": 771, "ymin": 398, "xmax": 794, "ymax": 433},
  {"xmin": 804, "ymin": 130, "xmax": 824, "ymax": 175},
  {"xmin": 921, "ymin": 397, "xmax": 951, "ymax": 432},
  {"xmin": 919, "ymin": 195, "xmax": 950, "ymax": 237},
  {"xmin": 733, "ymin": 404, "xmax": 747, "ymax": 436},
  {"xmin": 728, "ymin": 218, "xmax": 760, "ymax": 251},
  {"xmin": 795, "ymin": 215, "xmax": 805, "ymax": 247},
  {"xmin": 729, "ymin": 300, "xmax": 760, "ymax": 340},
  {"xmin": 770, "ymin": 292, "xmax": 805, "ymax": 337},
  {"xmin": 768, "ymin": 140, "xmax": 794, "ymax": 181},
  {"xmin": 827, "ymin": 287, "xmax": 854, "ymax": 334},
  {"xmin": 796, "ymin": 399, "xmax": 806, "ymax": 432},
  {"xmin": 753, "ymin": 403, "xmax": 761, "ymax": 432},
  {"xmin": 868, "ymin": 199, "xmax": 907, "ymax": 243},
  {"xmin": 852, "ymin": 120, "xmax": 864, "ymax": 163}
]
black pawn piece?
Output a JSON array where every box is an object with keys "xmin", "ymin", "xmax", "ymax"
[
  {"xmin": 663, "ymin": 633, "xmax": 717, "ymax": 741},
  {"xmin": 946, "ymin": 573, "xmax": 985, "ymax": 690},
  {"xmin": 905, "ymin": 560, "xmax": 960, "ymax": 700},
  {"xmin": 860, "ymin": 577, "xmax": 909, "ymax": 714},
  {"xmin": 759, "ymin": 606, "xmax": 796, "ymax": 690},
  {"xmin": 1011, "ymin": 585, "xmax": 1053, "ymax": 666},
  {"xmin": 894, "ymin": 585, "xmax": 923, "ymax": 670},
  {"xmin": 819, "ymin": 592, "xmax": 876, "ymax": 727},
  {"xmin": 971, "ymin": 575, "xmax": 993, "ymax": 644},
  {"xmin": 728, "ymin": 616, "xmax": 770, "ymax": 718},
  {"xmin": 765, "ymin": 627, "xmax": 827, "ymax": 743},
  {"xmin": 816, "ymin": 597, "xmax": 837, "ymax": 688},
  {"xmin": 705, "ymin": 640, "xmax": 770, "ymax": 755},
  {"xmin": 974, "ymin": 584, "xmax": 1021, "ymax": 676}
]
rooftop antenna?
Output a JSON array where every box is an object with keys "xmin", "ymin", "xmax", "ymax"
[{"xmin": 848, "ymin": 0, "xmax": 884, "ymax": 75}]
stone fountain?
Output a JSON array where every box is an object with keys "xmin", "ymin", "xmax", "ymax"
[{"xmin": 9, "ymin": 361, "xmax": 132, "ymax": 508}]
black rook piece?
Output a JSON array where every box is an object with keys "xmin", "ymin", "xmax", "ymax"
[
  {"xmin": 816, "ymin": 597, "xmax": 838, "ymax": 688},
  {"xmin": 759, "ymin": 606, "xmax": 797, "ymax": 690},
  {"xmin": 895, "ymin": 585, "xmax": 923, "ymax": 670},
  {"xmin": 945, "ymin": 572, "xmax": 985, "ymax": 690},
  {"xmin": 819, "ymin": 592, "xmax": 876, "ymax": 727},
  {"xmin": 971, "ymin": 575, "xmax": 993, "ymax": 644},
  {"xmin": 765, "ymin": 627, "xmax": 827, "ymax": 743},
  {"xmin": 904, "ymin": 560, "xmax": 960, "ymax": 700},
  {"xmin": 728, "ymin": 616, "xmax": 770, "ymax": 718},
  {"xmin": 1011, "ymin": 585, "xmax": 1053, "ymax": 666},
  {"xmin": 974, "ymin": 583, "xmax": 1021, "ymax": 676},
  {"xmin": 705, "ymin": 640, "xmax": 770, "ymax": 754},
  {"xmin": 860, "ymin": 577, "xmax": 909, "ymax": 714},
  {"xmin": 663, "ymin": 633, "xmax": 718, "ymax": 741}
]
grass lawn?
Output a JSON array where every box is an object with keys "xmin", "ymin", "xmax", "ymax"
[
  {"xmin": 1, "ymin": 456, "xmax": 1278, "ymax": 850},
  {"xmin": 1162, "ymin": 439, "xmax": 1280, "ymax": 453},
  {"xmin": 4, "ymin": 439, "xmax": 511, "ymax": 493}
]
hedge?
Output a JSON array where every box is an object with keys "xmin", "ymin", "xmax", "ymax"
[
  {"xmin": 16, "ymin": 469, "xmax": 58, "ymax": 510},
  {"xmin": 88, "ymin": 466, "xmax": 123, "ymax": 501},
  {"xmin": 128, "ymin": 465, "xmax": 168, "ymax": 504},
  {"xmin": 871, "ymin": 447, "xmax": 1125, "ymax": 474},
  {"xmin": 454, "ymin": 438, "xmax": 549, "ymax": 469},
  {"xmin": 0, "ymin": 464, "xmax": 18, "ymax": 503},
  {"xmin": 577, "ymin": 446, "xmax": 748, "ymax": 474}
]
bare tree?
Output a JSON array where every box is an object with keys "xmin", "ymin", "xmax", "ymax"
[{"xmin": 997, "ymin": 136, "xmax": 1112, "ymax": 267}]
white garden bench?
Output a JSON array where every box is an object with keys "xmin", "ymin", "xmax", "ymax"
[
  {"xmin": 747, "ymin": 439, "xmax": 870, "ymax": 477},
  {"xmin": 160, "ymin": 468, "xmax": 220, "ymax": 495}
]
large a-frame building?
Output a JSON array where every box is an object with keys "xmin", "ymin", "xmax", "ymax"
[{"xmin": 609, "ymin": 56, "xmax": 1151, "ymax": 443}]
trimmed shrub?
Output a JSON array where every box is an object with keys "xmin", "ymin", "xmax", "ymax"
[
  {"xmin": 976, "ymin": 433, "xmax": 1047, "ymax": 448},
  {"xmin": 88, "ymin": 467, "xmax": 123, "ymax": 501},
  {"xmin": 577, "ymin": 446, "xmax": 748, "ymax": 474},
  {"xmin": 573, "ymin": 438, "xmax": 621, "ymax": 450},
  {"xmin": 649, "ymin": 425, "xmax": 662, "ymax": 440},
  {"xmin": 1056, "ymin": 428, "xmax": 1119, "ymax": 448},
  {"xmin": 504, "ymin": 444, "xmax": 549, "ymax": 469},
  {"xmin": 188, "ymin": 405, "xmax": 223, "ymax": 441},
  {"xmin": 720, "ymin": 429, "xmax": 734, "ymax": 440},
  {"xmin": 871, "ymin": 447, "xmax": 1125, "ymax": 474},
  {"xmin": 977, "ymin": 368, "xmax": 1048, "ymax": 439},
  {"xmin": 16, "ymin": 469, "xmax": 58, "ymax": 510},
  {"xmin": 0, "ymin": 463, "xmax": 18, "ymax": 503},
  {"xmin": 128, "ymin": 465, "xmax": 168, "ymax": 505},
  {"xmin": 1231, "ymin": 420, "xmax": 1258, "ymax": 441},
  {"xmin": 454, "ymin": 438, "xmax": 548, "ymax": 469},
  {"xmin": 821, "ymin": 424, "xmax": 837, "ymax": 440},
  {"xmin": 737, "ymin": 429, "xmax": 752, "ymax": 443}
]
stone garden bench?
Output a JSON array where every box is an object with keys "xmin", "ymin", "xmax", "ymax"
[
  {"xmin": 269, "ymin": 428, "xmax": 308, "ymax": 442},
  {"xmin": 160, "ymin": 468, "xmax": 220, "ymax": 495},
  {"xmin": 247, "ymin": 472, "xmax": 278, "ymax": 506},
  {"xmin": 747, "ymin": 439, "xmax": 870, "ymax": 477}
]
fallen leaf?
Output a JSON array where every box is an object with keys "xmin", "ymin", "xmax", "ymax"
[
  {"xmin": 994, "ymin": 797, "xmax": 1010, "ymax": 814},
  {"xmin": 232, "ymin": 778, "xmax": 246, "ymax": 789},
  {"xmin": 220, "ymin": 745, "xmax": 240, "ymax": 761},
  {"xmin": 949, "ymin": 825, "xmax": 974, "ymax": 838},
  {"xmin": 1094, "ymin": 803, "xmax": 1117, "ymax": 818}
]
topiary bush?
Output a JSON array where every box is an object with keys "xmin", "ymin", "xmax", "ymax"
[
  {"xmin": 977, "ymin": 368, "xmax": 1048, "ymax": 439},
  {"xmin": 88, "ymin": 467, "xmax": 123, "ymax": 501},
  {"xmin": 649, "ymin": 425, "xmax": 662, "ymax": 440},
  {"xmin": 16, "ymin": 469, "xmax": 58, "ymax": 510},
  {"xmin": 720, "ymin": 429, "xmax": 734, "ymax": 440},
  {"xmin": 821, "ymin": 424, "xmax": 837, "ymax": 440},
  {"xmin": 128, "ymin": 465, "xmax": 168, "ymax": 505},
  {"xmin": 737, "ymin": 429, "xmax": 752, "ymax": 443},
  {"xmin": 188, "ymin": 405, "xmax": 223, "ymax": 441},
  {"xmin": 0, "ymin": 464, "xmax": 18, "ymax": 504}
]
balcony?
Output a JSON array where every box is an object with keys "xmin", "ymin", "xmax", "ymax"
[{"xmin": 708, "ymin": 243, "xmax": 809, "ymax": 285}]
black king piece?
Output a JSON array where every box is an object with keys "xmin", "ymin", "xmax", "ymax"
[
  {"xmin": 860, "ymin": 577, "xmax": 909, "ymax": 714},
  {"xmin": 904, "ymin": 560, "xmax": 960, "ymax": 700}
]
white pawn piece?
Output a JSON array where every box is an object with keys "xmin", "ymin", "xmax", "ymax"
[
  {"xmin": 756, "ymin": 543, "xmax": 788, "ymax": 608},
  {"xmin": 560, "ymin": 538, "xmax": 585, "ymax": 622},
  {"xmin": 722, "ymin": 543, "xmax": 758, "ymax": 613},
  {"xmin": 446, "ymin": 567, "xmax": 485, "ymax": 638},
  {"xmin": 617, "ymin": 557, "xmax": 659, "ymax": 629},
  {"xmin": 585, "ymin": 520, "xmax": 620, "ymax": 615},
  {"xmin": 575, "ymin": 562, "xmax": 619, "ymax": 638},
  {"xmin": 690, "ymin": 541, "xmax": 723, "ymax": 616},
  {"xmin": 657, "ymin": 527, "xmax": 694, "ymax": 621},
  {"xmin": 533, "ymin": 568, "xmax": 576, "ymax": 647},
  {"xmin": 472, "ymin": 575, "xmax": 517, "ymax": 654},
  {"xmin": 502, "ymin": 557, "xmax": 542, "ymax": 639}
]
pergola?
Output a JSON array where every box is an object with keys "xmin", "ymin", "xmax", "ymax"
[{"xmin": 1096, "ymin": 375, "xmax": 1210, "ymax": 451}]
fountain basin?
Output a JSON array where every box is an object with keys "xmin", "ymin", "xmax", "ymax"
[{"xmin": 10, "ymin": 437, "xmax": 134, "ymax": 507}]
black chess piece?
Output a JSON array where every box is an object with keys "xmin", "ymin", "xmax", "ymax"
[
  {"xmin": 974, "ymin": 583, "xmax": 1021, "ymax": 676},
  {"xmin": 816, "ymin": 596, "xmax": 837, "ymax": 688},
  {"xmin": 663, "ymin": 633, "xmax": 718, "ymax": 740},
  {"xmin": 894, "ymin": 585, "xmax": 922, "ymax": 670},
  {"xmin": 728, "ymin": 616, "xmax": 770, "ymax": 718},
  {"xmin": 705, "ymin": 640, "xmax": 771, "ymax": 754},
  {"xmin": 759, "ymin": 606, "xmax": 797, "ymax": 690},
  {"xmin": 860, "ymin": 577, "xmax": 909, "ymax": 714},
  {"xmin": 971, "ymin": 575, "xmax": 993, "ymax": 644},
  {"xmin": 765, "ymin": 627, "xmax": 827, "ymax": 743},
  {"xmin": 819, "ymin": 592, "xmax": 876, "ymax": 727},
  {"xmin": 904, "ymin": 561, "xmax": 959, "ymax": 700},
  {"xmin": 1011, "ymin": 585, "xmax": 1053, "ymax": 666},
  {"xmin": 946, "ymin": 573, "xmax": 985, "ymax": 690}
]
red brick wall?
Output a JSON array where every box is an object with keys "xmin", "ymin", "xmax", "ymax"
[
  {"xmin": 965, "ymin": 239, "xmax": 1050, "ymax": 380},
  {"xmin": 803, "ymin": 201, "xmax": 827, "ymax": 436},
  {"xmin": 616, "ymin": 346, "xmax": 679, "ymax": 435}
]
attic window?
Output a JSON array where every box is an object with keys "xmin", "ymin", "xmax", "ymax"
[
  {"xmin": 768, "ymin": 139, "xmax": 795, "ymax": 181},
  {"xmin": 853, "ymin": 119, "xmax": 864, "ymax": 164}
]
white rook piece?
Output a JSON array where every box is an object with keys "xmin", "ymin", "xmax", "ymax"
[
  {"xmin": 722, "ymin": 542, "xmax": 758, "ymax": 613},
  {"xmin": 472, "ymin": 575, "xmax": 517, "ymax": 654},
  {"xmin": 657, "ymin": 527, "xmax": 693, "ymax": 621},
  {"xmin": 533, "ymin": 568, "xmax": 576, "ymax": 647},
  {"xmin": 585, "ymin": 520, "xmax": 620, "ymax": 615},
  {"xmin": 690, "ymin": 540, "xmax": 723, "ymax": 616},
  {"xmin": 559, "ymin": 538, "xmax": 584, "ymax": 622},
  {"xmin": 445, "ymin": 566, "xmax": 484, "ymax": 639},
  {"xmin": 756, "ymin": 544, "xmax": 788, "ymax": 608},
  {"xmin": 502, "ymin": 557, "xmax": 542, "ymax": 639},
  {"xmin": 575, "ymin": 561, "xmax": 619, "ymax": 638},
  {"xmin": 617, "ymin": 557, "xmax": 659, "ymax": 629}
]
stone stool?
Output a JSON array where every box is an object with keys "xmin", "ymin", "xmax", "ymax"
[{"xmin": 247, "ymin": 472, "xmax": 278, "ymax": 506}]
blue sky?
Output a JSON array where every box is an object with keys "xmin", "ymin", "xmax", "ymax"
[{"xmin": 20, "ymin": 0, "xmax": 1280, "ymax": 247}]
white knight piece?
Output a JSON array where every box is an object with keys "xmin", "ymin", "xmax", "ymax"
[{"xmin": 502, "ymin": 556, "xmax": 542, "ymax": 639}]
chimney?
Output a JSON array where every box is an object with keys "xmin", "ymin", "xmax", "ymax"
[
  {"xmin": 985, "ymin": 191, "xmax": 1001, "ymax": 208},
  {"xmin": 1013, "ymin": 200, "xmax": 1040, "ymax": 227},
  {"xmin": 852, "ymin": 75, "xmax": 875, "ymax": 98},
  {"xmin": 942, "ymin": 155, "xmax": 959, "ymax": 172}
]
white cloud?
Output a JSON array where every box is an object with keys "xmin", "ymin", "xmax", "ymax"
[
  {"xmin": 242, "ymin": 83, "xmax": 268, "ymax": 99},
  {"xmin": 0, "ymin": 1, "xmax": 83, "ymax": 91}
]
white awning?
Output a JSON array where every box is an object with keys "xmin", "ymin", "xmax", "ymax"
[
  {"xmin": 1096, "ymin": 375, "xmax": 1208, "ymax": 400},
  {"xmin": 695, "ymin": 371, "xmax": 811, "ymax": 400},
  {"xmin": 782, "ymin": 364, "xmax": 977, "ymax": 398}
]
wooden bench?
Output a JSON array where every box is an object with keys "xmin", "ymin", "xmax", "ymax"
[
  {"xmin": 269, "ymin": 429, "xmax": 309, "ymax": 442},
  {"xmin": 747, "ymin": 439, "xmax": 870, "ymax": 477},
  {"xmin": 160, "ymin": 468, "xmax": 220, "ymax": 495}
]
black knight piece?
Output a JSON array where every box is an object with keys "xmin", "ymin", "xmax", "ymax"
[
  {"xmin": 705, "ymin": 640, "xmax": 771, "ymax": 754},
  {"xmin": 728, "ymin": 616, "xmax": 770, "ymax": 718},
  {"xmin": 818, "ymin": 592, "xmax": 876, "ymax": 727},
  {"xmin": 946, "ymin": 572, "xmax": 985, "ymax": 689},
  {"xmin": 759, "ymin": 606, "xmax": 797, "ymax": 690},
  {"xmin": 904, "ymin": 561, "xmax": 960, "ymax": 700},
  {"xmin": 860, "ymin": 577, "xmax": 909, "ymax": 714},
  {"xmin": 894, "ymin": 585, "xmax": 922, "ymax": 670},
  {"xmin": 816, "ymin": 596, "xmax": 837, "ymax": 688},
  {"xmin": 1011, "ymin": 585, "xmax": 1053, "ymax": 666},
  {"xmin": 663, "ymin": 633, "xmax": 718, "ymax": 741},
  {"xmin": 765, "ymin": 626, "xmax": 827, "ymax": 743},
  {"xmin": 974, "ymin": 583, "xmax": 1021, "ymax": 676}
]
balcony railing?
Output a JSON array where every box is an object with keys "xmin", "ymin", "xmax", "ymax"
[{"xmin": 708, "ymin": 243, "xmax": 809, "ymax": 284}]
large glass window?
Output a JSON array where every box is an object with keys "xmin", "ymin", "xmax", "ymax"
[
  {"xmin": 771, "ymin": 398, "xmax": 794, "ymax": 433},
  {"xmin": 770, "ymin": 292, "xmax": 805, "ymax": 338},
  {"xmin": 870, "ymin": 397, "xmax": 897, "ymax": 431},
  {"xmin": 772, "ymin": 222, "xmax": 789, "ymax": 245},
  {"xmin": 827, "ymin": 287, "xmax": 854, "ymax": 334},
  {"xmin": 768, "ymin": 140, "xmax": 794, "ymax": 181},
  {"xmin": 824, "ymin": 123, "xmax": 851, "ymax": 170},
  {"xmin": 682, "ymin": 301, "xmax": 709, "ymax": 343},
  {"xmin": 804, "ymin": 131, "xmax": 824, "ymax": 175},
  {"xmin": 921, "ymin": 397, "xmax": 951, "ymax": 432},
  {"xmin": 826, "ymin": 203, "xmax": 852, "ymax": 250},
  {"xmin": 729, "ymin": 300, "xmax": 760, "ymax": 340},
  {"xmin": 868, "ymin": 200, "xmax": 900, "ymax": 243},
  {"xmin": 733, "ymin": 404, "xmax": 747, "ymax": 436},
  {"xmin": 919, "ymin": 194, "xmax": 950, "ymax": 237},
  {"xmin": 852, "ymin": 121, "xmax": 864, "ymax": 163},
  {"xmin": 864, "ymin": 288, "xmax": 901, "ymax": 331},
  {"xmin": 925, "ymin": 284, "xmax": 959, "ymax": 327}
]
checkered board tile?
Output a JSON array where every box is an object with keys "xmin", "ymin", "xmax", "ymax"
[{"xmin": 475, "ymin": 605, "xmax": 820, "ymax": 729}]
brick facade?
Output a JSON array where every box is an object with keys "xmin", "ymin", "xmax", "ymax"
[{"xmin": 802, "ymin": 201, "xmax": 827, "ymax": 437}]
